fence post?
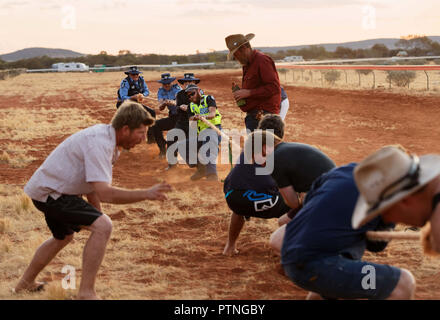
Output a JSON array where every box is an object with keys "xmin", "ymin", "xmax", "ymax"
[
  {"xmin": 358, "ymin": 72, "xmax": 361, "ymax": 87},
  {"xmin": 424, "ymin": 71, "xmax": 430, "ymax": 91},
  {"xmin": 292, "ymin": 69, "xmax": 294, "ymax": 83},
  {"xmin": 343, "ymin": 70, "xmax": 348, "ymax": 84},
  {"xmin": 372, "ymin": 71, "xmax": 376, "ymax": 89},
  {"xmin": 320, "ymin": 71, "xmax": 324, "ymax": 87}
]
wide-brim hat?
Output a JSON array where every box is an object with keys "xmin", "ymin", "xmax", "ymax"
[
  {"xmin": 124, "ymin": 66, "xmax": 142, "ymax": 75},
  {"xmin": 178, "ymin": 73, "xmax": 200, "ymax": 84},
  {"xmin": 158, "ymin": 73, "xmax": 176, "ymax": 84},
  {"xmin": 352, "ymin": 146, "xmax": 440, "ymax": 229},
  {"xmin": 225, "ymin": 33, "xmax": 255, "ymax": 61}
]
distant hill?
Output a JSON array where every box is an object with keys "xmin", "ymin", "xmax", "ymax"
[
  {"xmin": 0, "ymin": 47, "xmax": 85, "ymax": 62},
  {"xmin": 237, "ymin": 36, "xmax": 440, "ymax": 54}
]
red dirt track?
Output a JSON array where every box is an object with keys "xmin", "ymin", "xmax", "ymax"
[{"xmin": 1, "ymin": 70, "xmax": 440, "ymax": 299}]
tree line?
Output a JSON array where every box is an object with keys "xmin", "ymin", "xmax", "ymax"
[{"xmin": 1, "ymin": 36, "xmax": 439, "ymax": 70}]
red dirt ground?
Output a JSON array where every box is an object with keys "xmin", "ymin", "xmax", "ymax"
[{"xmin": 2, "ymin": 70, "xmax": 440, "ymax": 299}]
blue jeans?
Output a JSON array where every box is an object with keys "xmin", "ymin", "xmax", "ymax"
[{"xmin": 283, "ymin": 255, "xmax": 401, "ymax": 300}]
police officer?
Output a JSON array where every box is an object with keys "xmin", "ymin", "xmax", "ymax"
[
  {"xmin": 165, "ymin": 73, "xmax": 202, "ymax": 171},
  {"xmin": 186, "ymin": 84, "xmax": 222, "ymax": 181},
  {"xmin": 116, "ymin": 66, "xmax": 156, "ymax": 143},
  {"xmin": 153, "ymin": 73, "xmax": 181, "ymax": 158}
]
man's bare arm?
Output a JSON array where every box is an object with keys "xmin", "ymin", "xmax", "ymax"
[
  {"xmin": 86, "ymin": 191, "xmax": 102, "ymax": 211},
  {"xmin": 90, "ymin": 181, "xmax": 172, "ymax": 204},
  {"xmin": 279, "ymin": 185, "xmax": 300, "ymax": 210}
]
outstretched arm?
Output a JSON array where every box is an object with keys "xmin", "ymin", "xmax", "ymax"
[{"xmin": 90, "ymin": 181, "xmax": 172, "ymax": 204}]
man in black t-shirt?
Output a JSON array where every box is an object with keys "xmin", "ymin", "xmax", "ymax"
[
  {"xmin": 223, "ymin": 115, "xmax": 308, "ymax": 256},
  {"xmin": 244, "ymin": 130, "xmax": 336, "ymax": 228}
]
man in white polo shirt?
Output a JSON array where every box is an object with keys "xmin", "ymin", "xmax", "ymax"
[{"xmin": 14, "ymin": 101, "xmax": 172, "ymax": 300}]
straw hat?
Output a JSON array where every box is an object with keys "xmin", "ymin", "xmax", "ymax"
[
  {"xmin": 352, "ymin": 146, "xmax": 440, "ymax": 229},
  {"xmin": 225, "ymin": 33, "xmax": 255, "ymax": 60}
]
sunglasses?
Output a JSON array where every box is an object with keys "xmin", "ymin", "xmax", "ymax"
[{"xmin": 187, "ymin": 91, "xmax": 197, "ymax": 97}]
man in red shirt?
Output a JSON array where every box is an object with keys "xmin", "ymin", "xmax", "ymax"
[{"xmin": 225, "ymin": 33, "xmax": 281, "ymax": 132}]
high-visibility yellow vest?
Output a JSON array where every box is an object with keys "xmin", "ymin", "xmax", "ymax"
[{"xmin": 190, "ymin": 95, "xmax": 221, "ymax": 133}]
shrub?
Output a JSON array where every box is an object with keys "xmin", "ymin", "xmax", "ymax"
[
  {"xmin": 386, "ymin": 70, "xmax": 417, "ymax": 87},
  {"xmin": 324, "ymin": 70, "xmax": 341, "ymax": 85}
]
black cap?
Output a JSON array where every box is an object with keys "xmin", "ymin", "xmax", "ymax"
[{"xmin": 185, "ymin": 84, "xmax": 199, "ymax": 92}]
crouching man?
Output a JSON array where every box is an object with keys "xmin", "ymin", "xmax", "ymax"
[
  {"xmin": 271, "ymin": 146, "xmax": 440, "ymax": 299},
  {"xmin": 15, "ymin": 101, "xmax": 172, "ymax": 300}
]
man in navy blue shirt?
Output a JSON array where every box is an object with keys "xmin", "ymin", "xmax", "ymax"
[
  {"xmin": 270, "ymin": 146, "xmax": 440, "ymax": 299},
  {"xmin": 116, "ymin": 66, "xmax": 156, "ymax": 144},
  {"xmin": 152, "ymin": 73, "xmax": 182, "ymax": 158}
]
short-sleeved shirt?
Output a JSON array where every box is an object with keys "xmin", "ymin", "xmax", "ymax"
[
  {"xmin": 271, "ymin": 142, "xmax": 336, "ymax": 192},
  {"xmin": 223, "ymin": 152, "xmax": 278, "ymax": 194},
  {"xmin": 281, "ymin": 163, "xmax": 385, "ymax": 265},
  {"xmin": 157, "ymin": 84, "xmax": 182, "ymax": 116},
  {"xmin": 24, "ymin": 124, "xmax": 119, "ymax": 202},
  {"xmin": 118, "ymin": 77, "xmax": 150, "ymax": 101}
]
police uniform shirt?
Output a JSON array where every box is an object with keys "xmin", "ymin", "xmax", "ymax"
[
  {"xmin": 118, "ymin": 77, "xmax": 150, "ymax": 101},
  {"xmin": 157, "ymin": 84, "xmax": 182, "ymax": 115}
]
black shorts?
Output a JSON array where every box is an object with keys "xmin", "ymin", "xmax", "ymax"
[
  {"xmin": 32, "ymin": 195, "xmax": 102, "ymax": 240},
  {"xmin": 225, "ymin": 189, "xmax": 290, "ymax": 219}
]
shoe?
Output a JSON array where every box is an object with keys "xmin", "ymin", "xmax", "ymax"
[
  {"xmin": 205, "ymin": 174, "xmax": 218, "ymax": 181},
  {"xmin": 190, "ymin": 170, "xmax": 206, "ymax": 181}
]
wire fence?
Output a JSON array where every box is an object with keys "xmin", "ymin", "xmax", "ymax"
[
  {"xmin": 0, "ymin": 68, "xmax": 26, "ymax": 80},
  {"xmin": 277, "ymin": 65, "xmax": 440, "ymax": 92}
]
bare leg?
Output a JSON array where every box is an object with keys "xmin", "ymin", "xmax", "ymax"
[
  {"xmin": 386, "ymin": 268, "xmax": 416, "ymax": 300},
  {"xmin": 15, "ymin": 235, "xmax": 73, "ymax": 292},
  {"xmin": 278, "ymin": 213, "xmax": 292, "ymax": 226},
  {"xmin": 77, "ymin": 214, "xmax": 112, "ymax": 300},
  {"xmin": 223, "ymin": 212, "xmax": 245, "ymax": 256},
  {"xmin": 269, "ymin": 224, "xmax": 286, "ymax": 254},
  {"xmin": 306, "ymin": 292, "xmax": 324, "ymax": 300}
]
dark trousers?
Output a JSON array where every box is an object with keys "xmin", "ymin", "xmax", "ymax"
[
  {"xmin": 179, "ymin": 126, "xmax": 221, "ymax": 175},
  {"xmin": 153, "ymin": 115, "xmax": 178, "ymax": 154},
  {"xmin": 116, "ymin": 101, "xmax": 156, "ymax": 143},
  {"xmin": 244, "ymin": 110, "xmax": 271, "ymax": 132}
]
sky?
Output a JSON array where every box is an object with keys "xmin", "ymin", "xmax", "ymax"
[{"xmin": 0, "ymin": 0, "xmax": 439, "ymax": 55}]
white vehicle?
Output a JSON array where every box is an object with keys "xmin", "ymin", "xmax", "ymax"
[
  {"xmin": 283, "ymin": 56, "xmax": 304, "ymax": 62},
  {"xmin": 51, "ymin": 62, "xmax": 89, "ymax": 72}
]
